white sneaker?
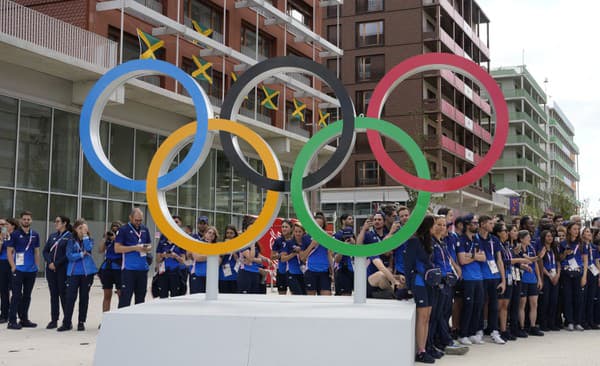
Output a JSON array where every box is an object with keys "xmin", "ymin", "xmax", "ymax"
[
  {"xmin": 476, "ymin": 330, "xmax": 484, "ymax": 338},
  {"xmin": 470, "ymin": 335, "xmax": 485, "ymax": 344},
  {"xmin": 491, "ymin": 330, "xmax": 506, "ymax": 344},
  {"xmin": 459, "ymin": 337, "xmax": 473, "ymax": 345},
  {"xmin": 567, "ymin": 324, "xmax": 574, "ymax": 331}
]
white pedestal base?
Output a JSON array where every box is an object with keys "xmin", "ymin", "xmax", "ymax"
[{"xmin": 94, "ymin": 295, "xmax": 415, "ymax": 366}]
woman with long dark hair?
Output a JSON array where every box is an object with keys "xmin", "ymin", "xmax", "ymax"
[
  {"xmin": 404, "ymin": 215, "xmax": 437, "ymax": 363},
  {"xmin": 59, "ymin": 219, "xmax": 97, "ymax": 331},
  {"xmin": 559, "ymin": 221, "xmax": 588, "ymax": 331},
  {"xmin": 219, "ymin": 225, "xmax": 239, "ymax": 294},
  {"xmin": 0, "ymin": 218, "xmax": 18, "ymax": 324},
  {"xmin": 271, "ymin": 220, "xmax": 293, "ymax": 295},
  {"xmin": 538, "ymin": 230, "xmax": 561, "ymax": 331},
  {"xmin": 280, "ymin": 223, "xmax": 310, "ymax": 295},
  {"xmin": 582, "ymin": 227, "xmax": 599, "ymax": 329},
  {"xmin": 42, "ymin": 216, "xmax": 72, "ymax": 329},
  {"xmin": 493, "ymin": 223, "xmax": 513, "ymax": 341}
]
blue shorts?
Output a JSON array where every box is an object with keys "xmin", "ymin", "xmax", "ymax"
[
  {"xmin": 499, "ymin": 284, "xmax": 513, "ymax": 300},
  {"xmin": 413, "ymin": 285, "xmax": 433, "ymax": 308},
  {"xmin": 520, "ymin": 282, "xmax": 538, "ymax": 297},
  {"xmin": 304, "ymin": 270, "xmax": 331, "ymax": 293}
]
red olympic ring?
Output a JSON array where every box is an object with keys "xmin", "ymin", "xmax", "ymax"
[{"xmin": 366, "ymin": 53, "xmax": 509, "ymax": 193}]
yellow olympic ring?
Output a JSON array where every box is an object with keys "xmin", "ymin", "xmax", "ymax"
[{"xmin": 146, "ymin": 119, "xmax": 283, "ymax": 255}]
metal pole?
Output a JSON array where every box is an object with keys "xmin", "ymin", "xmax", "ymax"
[
  {"xmin": 206, "ymin": 255, "xmax": 219, "ymax": 300},
  {"xmin": 353, "ymin": 257, "xmax": 367, "ymax": 304}
]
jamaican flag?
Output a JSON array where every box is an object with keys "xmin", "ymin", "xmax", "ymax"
[
  {"xmin": 261, "ymin": 85, "xmax": 279, "ymax": 111},
  {"xmin": 136, "ymin": 28, "xmax": 164, "ymax": 60},
  {"xmin": 191, "ymin": 20, "xmax": 213, "ymax": 37},
  {"xmin": 291, "ymin": 98, "xmax": 306, "ymax": 122},
  {"xmin": 191, "ymin": 55, "xmax": 213, "ymax": 85},
  {"xmin": 318, "ymin": 109, "xmax": 331, "ymax": 128}
]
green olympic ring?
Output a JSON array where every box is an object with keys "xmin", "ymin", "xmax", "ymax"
[{"xmin": 290, "ymin": 116, "xmax": 432, "ymax": 257}]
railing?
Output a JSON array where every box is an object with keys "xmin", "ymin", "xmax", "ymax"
[
  {"xmin": 134, "ymin": 0, "xmax": 162, "ymax": 13},
  {"xmin": 513, "ymin": 181, "xmax": 545, "ymax": 198},
  {"xmin": 494, "ymin": 157, "xmax": 547, "ymax": 178},
  {"xmin": 509, "ymin": 111, "xmax": 547, "ymax": 140},
  {"xmin": 286, "ymin": 121, "xmax": 310, "ymax": 138},
  {"xmin": 240, "ymin": 45, "xmax": 268, "ymax": 62},
  {"xmin": 550, "ymin": 153, "xmax": 580, "ymax": 181},
  {"xmin": 239, "ymin": 106, "xmax": 272, "ymax": 125},
  {"xmin": 549, "ymin": 118, "xmax": 579, "ymax": 153},
  {"xmin": 502, "ymin": 89, "xmax": 546, "ymax": 120},
  {"xmin": 506, "ymin": 134, "xmax": 547, "ymax": 159},
  {"xmin": 0, "ymin": 0, "xmax": 117, "ymax": 69}
]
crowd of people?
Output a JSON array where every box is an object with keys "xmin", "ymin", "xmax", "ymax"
[{"xmin": 0, "ymin": 206, "xmax": 599, "ymax": 364}]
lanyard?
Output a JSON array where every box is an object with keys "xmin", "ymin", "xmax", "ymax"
[
  {"xmin": 503, "ymin": 241, "xmax": 513, "ymax": 262},
  {"xmin": 50, "ymin": 231, "xmax": 69, "ymax": 253},
  {"xmin": 435, "ymin": 242, "xmax": 449, "ymax": 269},
  {"xmin": 129, "ymin": 223, "xmax": 143, "ymax": 243},
  {"xmin": 24, "ymin": 231, "xmax": 33, "ymax": 252},
  {"xmin": 589, "ymin": 244, "xmax": 594, "ymax": 262}
]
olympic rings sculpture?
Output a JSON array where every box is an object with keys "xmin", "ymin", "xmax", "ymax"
[{"xmin": 79, "ymin": 53, "xmax": 508, "ymax": 257}]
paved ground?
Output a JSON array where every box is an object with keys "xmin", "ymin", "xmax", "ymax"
[{"xmin": 1, "ymin": 281, "xmax": 599, "ymax": 365}]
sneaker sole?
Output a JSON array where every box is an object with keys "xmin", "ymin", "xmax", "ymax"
[{"xmin": 445, "ymin": 347, "xmax": 469, "ymax": 355}]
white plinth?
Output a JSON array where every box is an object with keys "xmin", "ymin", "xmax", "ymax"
[{"xmin": 95, "ymin": 294, "xmax": 415, "ymax": 366}]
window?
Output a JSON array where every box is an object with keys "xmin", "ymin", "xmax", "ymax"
[
  {"xmin": 326, "ymin": 5, "xmax": 339, "ymax": 18},
  {"xmin": 134, "ymin": 0, "xmax": 163, "ymax": 14},
  {"xmin": 108, "ymin": 26, "xmax": 162, "ymax": 86},
  {"xmin": 356, "ymin": 21, "xmax": 384, "ymax": 47},
  {"xmin": 0, "ymin": 95, "xmax": 18, "ymax": 187},
  {"xmin": 326, "ymin": 58, "xmax": 340, "ymax": 78},
  {"xmin": 356, "ymin": 160, "xmax": 381, "ymax": 186},
  {"xmin": 356, "ymin": 90, "xmax": 372, "ymax": 115},
  {"xmin": 184, "ymin": 0, "xmax": 224, "ymax": 42},
  {"xmin": 327, "ymin": 25, "xmax": 339, "ymax": 46},
  {"xmin": 287, "ymin": 0, "xmax": 312, "ymax": 28},
  {"xmin": 241, "ymin": 25, "xmax": 274, "ymax": 61},
  {"xmin": 356, "ymin": 0, "xmax": 384, "ymax": 13},
  {"xmin": 17, "ymin": 101, "xmax": 51, "ymax": 191},
  {"xmin": 286, "ymin": 100, "xmax": 312, "ymax": 137},
  {"xmin": 356, "ymin": 54, "xmax": 385, "ymax": 82},
  {"xmin": 51, "ymin": 110, "xmax": 80, "ymax": 194},
  {"xmin": 242, "ymin": 87, "xmax": 275, "ymax": 124}
]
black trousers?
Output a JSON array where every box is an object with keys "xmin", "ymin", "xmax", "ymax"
[
  {"xmin": 237, "ymin": 270, "xmax": 261, "ymax": 294},
  {"xmin": 8, "ymin": 270, "xmax": 36, "ymax": 323},
  {"xmin": 427, "ymin": 285, "xmax": 443, "ymax": 349},
  {"xmin": 118, "ymin": 270, "xmax": 148, "ymax": 308},
  {"xmin": 584, "ymin": 273, "xmax": 599, "ymax": 326},
  {"xmin": 509, "ymin": 281, "xmax": 522, "ymax": 333},
  {"xmin": 157, "ymin": 271, "xmax": 182, "ymax": 298},
  {"xmin": 64, "ymin": 275, "xmax": 94, "ymax": 325},
  {"xmin": 460, "ymin": 280, "xmax": 483, "ymax": 337},
  {"xmin": 482, "ymin": 278, "xmax": 500, "ymax": 332},
  {"xmin": 0, "ymin": 259, "xmax": 11, "ymax": 319},
  {"xmin": 561, "ymin": 273, "xmax": 584, "ymax": 325},
  {"xmin": 219, "ymin": 280, "xmax": 237, "ymax": 294},
  {"xmin": 539, "ymin": 275, "xmax": 559, "ymax": 328},
  {"xmin": 46, "ymin": 265, "xmax": 67, "ymax": 322}
]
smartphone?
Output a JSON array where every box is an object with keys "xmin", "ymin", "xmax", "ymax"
[
  {"xmin": 394, "ymin": 215, "xmax": 400, "ymax": 223},
  {"xmin": 1, "ymin": 226, "xmax": 7, "ymax": 235}
]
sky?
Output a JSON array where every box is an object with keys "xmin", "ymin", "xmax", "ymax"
[{"xmin": 477, "ymin": 0, "xmax": 599, "ymax": 216}]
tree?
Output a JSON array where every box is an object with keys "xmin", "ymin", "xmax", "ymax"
[{"xmin": 549, "ymin": 184, "xmax": 578, "ymax": 217}]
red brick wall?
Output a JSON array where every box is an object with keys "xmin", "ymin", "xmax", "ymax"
[{"xmin": 14, "ymin": 0, "xmax": 88, "ymax": 28}]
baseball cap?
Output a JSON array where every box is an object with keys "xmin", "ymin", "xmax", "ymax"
[{"xmin": 197, "ymin": 216, "xmax": 208, "ymax": 224}]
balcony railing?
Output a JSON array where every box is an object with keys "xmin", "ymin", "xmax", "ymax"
[
  {"xmin": 509, "ymin": 112, "xmax": 547, "ymax": 141},
  {"xmin": 494, "ymin": 157, "xmax": 547, "ymax": 178},
  {"xmin": 506, "ymin": 134, "xmax": 547, "ymax": 159},
  {"xmin": 0, "ymin": 0, "xmax": 117, "ymax": 69},
  {"xmin": 513, "ymin": 181, "xmax": 545, "ymax": 199},
  {"xmin": 439, "ymin": 69, "xmax": 492, "ymax": 115},
  {"xmin": 502, "ymin": 89, "xmax": 546, "ymax": 120},
  {"xmin": 239, "ymin": 106, "xmax": 272, "ymax": 125},
  {"xmin": 549, "ymin": 118, "xmax": 579, "ymax": 153},
  {"xmin": 440, "ymin": 99, "xmax": 492, "ymax": 144},
  {"xmin": 240, "ymin": 45, "xmax": 268, "ymax": 62},
  {"xmin": 550, "ymin": 153, "xmax": 580, "ymax": 181},
  {"xmin": 134, "ymin": 0, "xmax": 162, "ymax": 13}
]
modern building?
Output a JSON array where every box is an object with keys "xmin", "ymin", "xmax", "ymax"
[
  {"xmin": 0, "ymin": 0, "xmax": 338, "ymax": 263},
  {"xmin": 320, "ymin": 0, "xmax": 508, "ymax": 219},
  {"xmin": 490, "ymin": 65, "xmax": 549, "ymax": 210},
  {"xmin": 548, "ymin": 102, "xmax": 579, "ymax": 201}
]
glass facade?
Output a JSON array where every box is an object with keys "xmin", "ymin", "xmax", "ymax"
[{"xmin": 0, "ymin": 94, "xmax": 297, "ymax": 268}]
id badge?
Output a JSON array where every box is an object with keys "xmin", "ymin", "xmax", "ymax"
[
  {"xmin": 234, "ymin": 261, "xmax": 241, "ymax": 272},
  {"xmin": 568, "ymin": 258, "xmax": 579, "ymax": 270},
  {"xmin": 549, "ymin": 268, "xmax": 557, "ymax": 278},
  {"xmin": 222, "ymin": 263, "xmax": 233, "ymax": 277},
  {"xmin": 15, "ymin": 252, "xmax": 25, "ymax": 266},
  {"xmin": 159, "ymin": 261, "xmax": 166, "ymax": 274},
  {"xmin": 590, "ymin": 264, "xmax": 600, "ymax": 276},
  {"xmin": 487, "ymin": 260, "xmax": 499, "ymax": 274},
  {"xmin": 507, "ymin": 273, "xmax": 513, "ymax": 286}
]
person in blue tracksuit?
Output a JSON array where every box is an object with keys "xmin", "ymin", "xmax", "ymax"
[
  {"xmin": 517, "ymin": 230, "xmax": 544, "ymax": 336},
  {"xmin": 333, "ymin": 214, "xmax": 355, "ymax": 296},
  {"xmin": 42, "ymin": 216, "xmax": 72, "ymax": 329},
  {"xmin": 538, "ymin": 229, "xmax": 561, "ymax": 331},
  {"xmin": 271, "ymin": 220, "xmax": 293, "ymax": 295},
  {"xmin": 559, "ymin": 221, "xmax": 588, "ymax": 331},
  {"xmin": 280, "ymin": 223, "xmax": 310, "ymax": 295},
  {"xmin": 447, "ymin": 216, "xmax": 464, "ymax": 339},
  {"xmin": 404, "ymin": 215, "xmax": 436, "ymax": 363},
  {"xmin": 189, "ymin": 226, "xmax": 218, "ymax": 294},
  {"xmin": 476, "ymin": 215, "xmax": 506, "ymax": 344},
  {"xmin": 156, "ymin": 216, "xmax": 187, "ymax": 298},
  {"xmin": 0, "ymin": 218, "xmax": 17, "ymax": 324},
  {"xmin": 58, "ymin": 220, "xmax": 97, "ymax": 332},
  {"xmin": 493, "ymin": 223, "xmax": 515, "ymax": 341},
  {"xmin": 6, "ymin": 211, "xmax": 41, "ymax": 330},
  {"xmin": 115, "ymin": 208, "xmax": 153, "ymax": 308},
  {"xmin": 300, "ymin": 212, "xmax": 333, "ymax": 296},
  {"xmin": 238, "ymin": 241, "xmax": 262, "ymax": 294},
  {"xmin": 581, "ymin": 227, "xmax": 598, "ymax": 329},
  {"xmin": 219, "ymin": 225, "xmax": 239, "ymax": 294},
  {"xmin": 98, "ymin": 222, "xmax": 122, "ymax": 314},
  {"xmin": 456, "ymin": 214, "xmax": 486, "ymax": 346}
]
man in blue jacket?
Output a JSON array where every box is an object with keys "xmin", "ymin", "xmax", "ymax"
[
  {"xmin": 6, "ymin": 211, "xmax": 41, "ymax": 330},
  {"xmin": 116, "ymin": 208, "xmax": 153, "ymax": 308}
]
